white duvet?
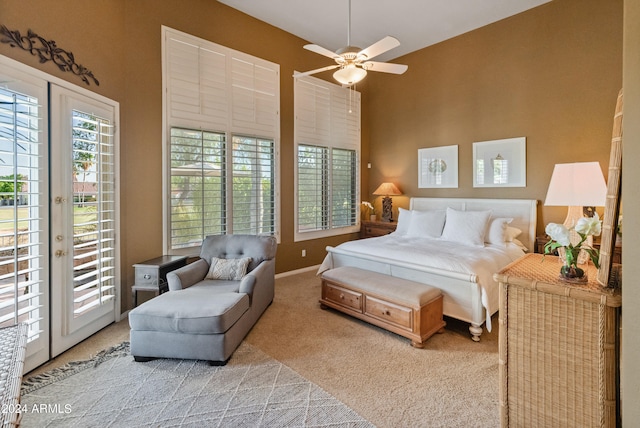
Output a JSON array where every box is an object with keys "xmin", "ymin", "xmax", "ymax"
[{"xmin": 319, "ymin": 233, "xmax": 526, "ymax": 330}]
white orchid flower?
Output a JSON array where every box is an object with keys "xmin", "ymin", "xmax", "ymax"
[
  {"xmin": 545, "ymin": 223, "xmax": 571, "ymax": 247},
  {"xmin": 575, "ymin": 212, "xmax": 602, "ymax": 236},
  {"xmin": 362, "ymin": 201, "xmax": 374, "ymax": 211}
]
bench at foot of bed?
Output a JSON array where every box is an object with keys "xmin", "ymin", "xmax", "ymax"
[{"xmin": 320, "ymin": 266, "xmax": 446, "ymax": 347}]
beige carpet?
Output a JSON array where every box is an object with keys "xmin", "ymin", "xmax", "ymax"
[
  {"xmin": 25, "ymin": 269, "xmax": 500, "ymax": 427},
  {"xmin": 245, "ymin": 269, "xmax": 500, "ymax": 428}
]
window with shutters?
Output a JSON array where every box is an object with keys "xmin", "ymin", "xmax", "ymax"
[
  {"xmin": 162, "ymin": 27, "xmax": 280, "ymax": 252},
  {"xmin": 294, "ymin": 76, "xmax": 360, "ymax": 241},
  {"xmin": 70, "ymin": 109, "xmax": 116, "ymax": 317},
  {"xmin": 0, "ymin": 85, "xmax": 47, "ymax": 339}
]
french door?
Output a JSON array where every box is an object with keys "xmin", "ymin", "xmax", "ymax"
[
  {"xmin": 50, "ymin": 86, "xmax": 118, "ymax": 357},
  {"xmin": 0, "ymin": 56, "xmax": 119, "ymax": 372},
  {"xmin": 0, "ymin": 72, "xmax": 50, "ymax": 371}
]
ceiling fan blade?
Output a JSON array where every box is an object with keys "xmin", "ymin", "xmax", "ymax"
[
  {"xmin": 358, "ymin": 36, "xmax": 400, "ymax": 60},
  {"xmin": 303, "ymin": 44, "xmax": 339, "ymax": 60},
  {"xmin": 293, "ymin": 65, "xmax": 340, "ymax": 78},
  {"xmin": 363, "ymin": 61, "xmax": 408, "ymax": 75}
]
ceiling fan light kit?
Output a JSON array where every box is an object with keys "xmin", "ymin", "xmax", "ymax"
[
  {"xmin": 333, "ymin": 64, "xmax": 367, "ymax": 86},
  {"xmin": 293, "ymin": 0, "xmax": 408, "ymax": 87}
]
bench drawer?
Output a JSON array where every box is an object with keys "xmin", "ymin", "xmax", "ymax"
[
  {"xmin": 322, "ymin": 282, "xmax": 363, "ymax": 312},
  {"xmin": 365, "ymin": 296, "xmax": 412, "ymax": 330}
]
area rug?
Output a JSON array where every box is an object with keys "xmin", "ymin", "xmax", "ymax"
[{"xmin": 20, "ymin": 342, "xmax": 373, "ymax": 427}]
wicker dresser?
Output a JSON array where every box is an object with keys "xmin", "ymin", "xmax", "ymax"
[
  {"xmin": 0, "ymin": 323, "xmax": 28, "ymax": 427},
  {"xmin": 494, "ymin": 253, "xmax": 621, "ymax": 428}
]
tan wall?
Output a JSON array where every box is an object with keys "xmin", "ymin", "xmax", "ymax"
[
  {"xmin": 366, "ymin": 0, "xmax": 622, "ymax": 234},
  {"xmin": 0, "ymin": 0, "xmax": 126, "ymax": 102},
  {"xmin": 0, "ymin": 0, "xmax": 362, "ymax": 311},
  {"xmin": 0, "ymin": 0, "xmax": 623, "ymax": 313}
]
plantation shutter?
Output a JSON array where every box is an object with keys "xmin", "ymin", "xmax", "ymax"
[
  {"xmin": 297, "ymin": 144, "xmax": 328, "ymax": 232},
  {"xmin": 163, "ymin": 27, "xmax": 280, "ymax": 250},
  {"xmin": 294, "ymin": 75, "xmax": 360, "ymax": 239},
  {"xmin": 165, "ymin": 32, "xmax": 228, "ymax": 131},
  {"xmin": 331, "ymin": 148, "xmax": 357, "ymax": 228},
  {"xmin": 0, "ymin": 83, "xmax": 48, "ymax": 343},
  {"xmin": 231, "ymin": 136, "xmax": 275, "ymax": 235},
  {"xmin": 295, "ymin": 79, "xmax": 331, "ymax": 146},
  {"xmin": 230, "ymin": 58, "xmax": 279, "ymax": 138},
  {"xmin": 70, "ymin": 110, "xmax": 116, "ymax": 317}
]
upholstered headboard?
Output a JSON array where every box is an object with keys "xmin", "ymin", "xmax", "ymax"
[{"xmin": 409, "ymin": 198, "xmax": 538, "ymax": 252}]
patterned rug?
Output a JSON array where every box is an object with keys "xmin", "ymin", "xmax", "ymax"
[{"xmin": 20, "ymin": 342, "xmax": 373, "ymax": 427}]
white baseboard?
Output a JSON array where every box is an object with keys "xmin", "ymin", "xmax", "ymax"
[
  {"xmin": 119, "ymin": 309, "xmax": 130, "ymax": 321},
  {"xmin": 276, "ymin": 264, "xmax": 320, "ymax": 279}
]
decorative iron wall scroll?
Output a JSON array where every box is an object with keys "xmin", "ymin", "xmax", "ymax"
[{"xmin": 0, "ymin": 25, "xmax": 99, "ymax": 86}]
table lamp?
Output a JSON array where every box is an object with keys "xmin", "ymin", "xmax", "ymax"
[
  {"xmin": 373, "ymin": 182, "xmax": 402, "ymax": 222},
  {"xmin": 544, "ymin": 161, "xmax": 607, "ymax": 250}
]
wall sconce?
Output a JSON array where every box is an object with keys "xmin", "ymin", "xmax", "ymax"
[{"xmin": 373, "ymin": 182, "xmax": 402, "ymax": 222}]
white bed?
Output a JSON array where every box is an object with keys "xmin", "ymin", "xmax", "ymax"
[{"xmin": 318, "ymin": 197, "xmax": 538, "ymax": 341}]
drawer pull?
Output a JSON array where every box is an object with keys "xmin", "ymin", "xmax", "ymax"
[
  {"xmin": 383, "ymin": 309, "xmax": 390, "ymax": 316},
  {"xmin": 339, "ymin": 293, "xmax": 345, "ymax": 300}
]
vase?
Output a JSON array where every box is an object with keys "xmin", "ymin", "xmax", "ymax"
[
  {"xmin": 370, "ymin": 214, "xmax": 377, "ymax": 222},
  {"xmin": 557, "ymin": 247, "xmax": 588, "ymax": 283}
]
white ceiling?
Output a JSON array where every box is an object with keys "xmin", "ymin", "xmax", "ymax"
[{"xmin": 218, "ymin": 0, "xmax": 551, "ymax": 62}]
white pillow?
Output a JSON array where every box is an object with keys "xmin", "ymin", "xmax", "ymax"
[
  {"xmin": 486, "ymin": 217, "xmax": 513, "ymax": 245},
  {"xmin": 206, "ymin": 257, "xmax": 252, "ymax": 280},
  {"xmin": 394, "ymin": 208, "xmax": 413, "ymax": 236},
  {"xmin": 406, "ymin": 210, "xmax": 446, "ymax": 238},
  {"xmin": 505, "ymin": 226, "xmax": 522, "ymax": 242},
  {"xmin": 509, "ymin": 238, "xmax": 528, "ymax": 252},
  {"xmin": 440, "ymin": 208, "xmax": 492, "ymax": 247}
]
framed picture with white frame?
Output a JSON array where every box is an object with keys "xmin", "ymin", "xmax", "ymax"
[
  {"xmin": 418, "ymin": 145, "xmax": 458, "ymax": 188},
  {"xmin": 472, "ymin": 137, "xmax": 526, "ymax": 187}
]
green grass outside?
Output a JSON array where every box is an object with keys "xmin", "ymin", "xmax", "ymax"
[{"xmin": 0, "ymin": 206, "xmax": 97, "ymax": 232}]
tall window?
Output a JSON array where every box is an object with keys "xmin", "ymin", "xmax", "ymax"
[
  {"xmin": 163, "ymin": 27, "xmax": 280, "ymax": 252},
  {"xmin": 294, "ymin": 76, "xmax": 360, "ymax": 241}
]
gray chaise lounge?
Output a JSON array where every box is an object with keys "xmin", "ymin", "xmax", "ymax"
[{"xmin": 129, "ymin": 234, "xmax": 277, "ymax": 365}]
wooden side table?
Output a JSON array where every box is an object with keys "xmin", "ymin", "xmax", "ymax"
[
  {"xmin": 494, "ymin": 253, "xmax": 621, "ymax": 427},
  {"xmin": 360, "ymin": 220, "xmax": 397, "ymax": 238},
  {"xmin": 132, "ymin": 255, "xmax": 188, "ymax": 306}
]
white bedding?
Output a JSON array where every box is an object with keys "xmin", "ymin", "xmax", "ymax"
[{"xmin": 319, "ymin": 233, "xmax": 525, "ymax": 331}]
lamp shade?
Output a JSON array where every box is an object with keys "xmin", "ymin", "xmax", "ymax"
[
  {"xmin": 333, "ymin": 65, "xmax": 367, "ymax": 86},
  {"xmin": 544, "ymin": 162, "xmax": 607, "ymax": 207},
  {"xmin": 373, "ymin": 182, "xmax": 402, "ymax": 196}
]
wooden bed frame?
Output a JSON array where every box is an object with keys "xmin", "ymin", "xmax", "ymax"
[{"xmin": 323, "ymin": 197, "xmax": 538, "ymax": 341}]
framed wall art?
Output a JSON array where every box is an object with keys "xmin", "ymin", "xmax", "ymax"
[
  {"xmin": 473, "ymin": 137, "xmax": 526, "ymax": 187},
  {"xmin": 418, "ymin": 145, "xmax": 458, "ymax": 188}
]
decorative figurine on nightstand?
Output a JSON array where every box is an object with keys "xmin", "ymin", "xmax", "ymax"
[
  {"xmin": 543, "ymin": 213, "xmax": 602, "ymax": 282},
  {"xmin": 373, "ymin": 182, "xmax": 402, "ymax": 222}
]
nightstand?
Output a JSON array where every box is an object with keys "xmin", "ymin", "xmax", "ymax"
[
  {"xmin": 494, "ymin": 253, "xmax": 621, "ymax": 427},
  {"xmin": 132, "ymin": 255, "xmax": 188, "ymax": 306},
  {"xmin": 360, "ymin": 220, "xmax": 397, "ymax": 238},
  {"xmin": 536, "ymin": 235, "xmax": 622, "ymax": 263}
]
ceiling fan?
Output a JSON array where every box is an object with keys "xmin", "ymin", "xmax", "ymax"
[{"xmin": 293, "ymin": 0, "xmax": 408, "ymax": 87}]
